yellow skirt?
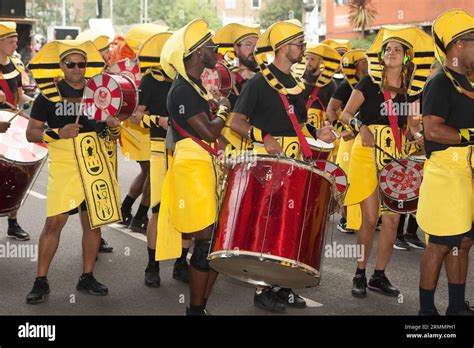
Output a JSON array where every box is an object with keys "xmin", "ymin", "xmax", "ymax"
[
  {"xmin": 335, "ymin": 138, "xmax": 354, "ymax": 174},
  {"xmin": 156, "ymin": 138, "xmax": 218, "ymax": 260},
  {"xmin": 120, "ymin": 120, "xmax": 151, "ymax": 161},
  {"xmin": 150, "ymin": 138, "xmax": 166, "ymax": 209},
  {"xmin": 47, "ymin": 138, "xmax": 85, "ymax": 217},
  {"xmin": 417, "ymin": 146, "xmax": 474, "ymax": 236}
]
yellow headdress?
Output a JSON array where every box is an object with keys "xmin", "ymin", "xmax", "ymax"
[
  {"xmin": 341, "ymin": 49, "xmax": 367, "ymax": 88},
  {"xmin": 28, "ymin": 40, "xmax": 105, "ymax": 102},
  {"xmin": 213, "ymin": 23, "xmax": 260, "ymax": 58},
  {"xmin": 300, "ymin": 43, "xmax": 342, "ymax": 87},
  {"xmin": 254, "ymin": 19, "xmax": 306, "ymax": 95},
  {"xmin": 0, "ymin": 22, "xmax": 17, "ymax": 39},
  {"xmin": 125, "ymin": 23, "xmax": 170, "ymax": 54},
  {"xmin": 138, "ymin": 31, "xmax": 173, "ymax": 81},
  {"xmin": 366, "ymin": 26, "xmax": 435, "ymax": 96},
  {"xmin": 76, "ymin": 29, "xmax": 111, "ymax": 52},
  {"xmin": 161, "ymin": 19, "xmax": 214, "ymax": 101},
  {"xmin": 321, "ymin": 39, "xmax": 351, "ymax": 54}
]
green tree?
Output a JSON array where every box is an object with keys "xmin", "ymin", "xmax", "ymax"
[
  {"xmin": 348, "ymin": 0, "xmax": 377, "ymax": 39},
  {"xmin": 259, "ymin": 0, "xmax": 303, "ymax": 29}
]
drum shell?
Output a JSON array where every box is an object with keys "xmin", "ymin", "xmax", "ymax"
[
  {"xmin": 380, "ymin": 194, "xmax": 419, "ymax": 214},
  {"xmin": 210, "ymin": 155, "xmax": 333, "ymax": 288},
  {"xmin": 111, "ymin": 74, "xmax": 138, "ymax": 121}
]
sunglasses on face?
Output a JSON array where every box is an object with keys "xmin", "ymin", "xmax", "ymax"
[
  {"xmin": 63, "ymin": 61, "xmax": 87, "ymax": 69},
  {"xmin": 288, "ymin": 42, "xmax": 307, "ymax": 49}
]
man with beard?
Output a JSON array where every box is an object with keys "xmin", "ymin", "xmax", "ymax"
[
  {"xmin": 230, "ymin": 20, "xmax": 337, "ymax": 313},
  {"xmin": 417, "ymin": 9, "xmax": 474, "ymax": 316}
]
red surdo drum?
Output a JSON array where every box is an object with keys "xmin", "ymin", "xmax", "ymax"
[
  {"xmin": 0, "ymin": 110, "xmax": 48, "ymax": 215},
  {"xmin": 201, "ymin": 62, "xmax": 234, "ymax": 98},
  {"xmin": 83, "ymin": 73, "xmax": 138, "ymax": 121},
  {"xmin": 209, "ymin": 154, "xmax": 335, "ymax": 288},
  {"xmin": 379, "ymin": 158, "xmax": 424, "ymax": 213},
  {"xmin": 306, "ymin": 137, "xmax": 334, "ymax": 161}
]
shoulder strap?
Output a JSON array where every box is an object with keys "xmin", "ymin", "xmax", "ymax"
[
  {"xmin": 171, "ymin": 118, "xmax": 220, "ymax": 158},
  {"xmin": 382, "ymin": 89, "xmax": 402, "ymax": 154}
]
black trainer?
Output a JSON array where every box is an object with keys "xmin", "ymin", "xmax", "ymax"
[
  {"xmin": 76, "ymin": 273, "xmax": 108, "ymax": 296},
  {"xmin": 129, "ymin": 216, "xmax": 148, "ymax": 234},
  {"xmin": 351, "ymin": 274, "xmax": 367, "ymax": 298},
  {"xmin": 404, "ymin": 233, "xmax": 426, "ymax": 250},
  {"xmin": 368, "ymin": 274, "xmax": 400, "ymax": 296},
  {"xmin": 394, "ymin": 235, "xmax": 411, "ymax": 251},
  {"xmin": 144, "ymin": 263, "xmax": 161, "ymax": 288},
  {"xmin": 26, "ymin": 278, "xmax": 50, "ymax": 304},
  {"xmin": 275, "ymin": 288, "xmax": 306, "ymax": 308},
  {"xmin": 254, "ymin": 288, "xmax": 286, "ymax": 313},
  {"xmin": 185, "ymin": 307, "xmax": 211, "ymax": 316},
  {"xmin": 7, "ymin": 224, "xmax": 30, "ymax": 241},
  {"xmin": 119, "ymin": 208, "xmax": 133, "ymax": 226},
  {"xmin": 173, "ymin": 260, "xmax": 190, "ymax": 283},
  {"xmin": 446, "ymin": 301, "xmax": 474, "ymax": 316},
  {"xmin": 99, "ymin": 238, "xmax": 113, "ymax": 253}
]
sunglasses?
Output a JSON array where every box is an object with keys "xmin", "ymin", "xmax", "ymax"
[
  {"xmin": 460, "ymin": 38, "xmax": 474, "ymax": 42},
  {"xmin": 288, "ymin": 42, "xmax": 307, "ymax": 49},
  {"xmin": 63, "ymin": 61, "xmax": 87, "ymax": 69},
  {"xmin": 204, "ymin": 45, "xmax": 219, "ymax": 53}
]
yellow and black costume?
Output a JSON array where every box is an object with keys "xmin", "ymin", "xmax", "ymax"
[
  {"xmin": 28, "ymin": 40, "xmax": 121, "ymax": 228},
  {"xmin": 233, "ymin": 20, "xmax": 308, "ymax": 159},
  {"xmin": 343, "ymin": 26, "xmax": 434, "ymax": 229},
  {"xmin": 417, "ymin": 9, "xmax": 474, "ymax": 242},
  {"xmin": 156, "ymin": 19, "xmax": 219, "ymax": 260}
]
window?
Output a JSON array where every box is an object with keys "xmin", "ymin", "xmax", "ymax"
[
  {"xmin": 251, "ymin": 0, "xmax": 261, "ymax": 9},
  {"xmin": 225, "ymin": 0, "xmax": 236, "ymax": 9}
]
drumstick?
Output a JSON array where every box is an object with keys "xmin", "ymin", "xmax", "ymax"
[
  {"xmin": 5, "ymin": 101, "xmax": 30, "ymax": 121},
  {"xmin": 374, "ymin": 144, "xmax": 407, "ymax": 168},
  {"xmin": 102, "ymin": 109, "xmax": 141, "ymax": 143}
]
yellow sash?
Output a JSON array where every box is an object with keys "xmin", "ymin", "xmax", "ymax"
[{"xmin": 73, "ymin": 132, "xmax": 122, "ymax": 228}]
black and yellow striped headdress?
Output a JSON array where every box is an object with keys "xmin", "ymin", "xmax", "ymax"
[
  {"xmin": 299, "ymin": 43, "xmax": 341, "ymax": 87},
  {"xmin": 161, "ymin": 19, "xmax": 214, "ymax": 101},
  {"xmin": 366, "ymin": 26, "xmax": 434, "ymax": 96},
  {"xmin": 0, "ymin": 22, "xmax": 17, "ymax": 39},
  {"xmin": 433, "ymin": 9, "xmax": 474, "ymax": 95},
  {"xmin": 341, "ymin": 49, "xmax": 367, "ymax": 88},
  {"xmin": 76, "ymin": 30, "xmax": 111, "ymax": 52},
  {"xmin": 28, "ymin": 40, "xmax": 105, "ymax": 102},
  {"xmin": 138, "ymin": 31, "xmax": 173, "ymax": 81},
  {"xmin": 214, "ymin": 23, "xmax": 260, "ymax": 59},
  {"xmin": 321, "ymin": 39, "xmax": 351, "ymax": 55},
  {"xmin": 125, "ymin": 23, "xmax": 170, "ymax": 54},
  {"xmin": 255, "ymin": 19, "xmax": 306, "ymax": 95}
]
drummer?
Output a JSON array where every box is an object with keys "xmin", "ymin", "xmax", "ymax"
[
  {"xmin": 326, "ymin": 49, "xmax": 368, "ymax": 234},
  {"xmin": 340, "ymin": 26, "xmax": 433, "ymax": 298},
  {"xmin": 131, "ymin": 31, "xmax": 191, "ymax": 286},
  {"xmin": 300, "ymin": 43, "xmax": 339, "ymax": 131},
  {"xmin": 229, "ymin": 19, "xmax": 337, "ymax": 312},
  {"xmin": 417, "ymin": 9, "xmax": 474, "ymax": 316},
  {"xmin": 156, "ymin": 19, "xmax": 229, "ymax": 315},
  {"xmin": 0, "ymin": 22, "xmax": 34, "ymax": 241},
  {"xmin": 76, "ymin": 30, "xmax": 115, "ymax": 253},
  {"xmin": 25, "ymin": 40, "xmax": 121, "ymax": 304}
]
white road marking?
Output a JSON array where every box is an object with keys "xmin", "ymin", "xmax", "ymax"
[
  {"xmin": 300, "ymin": 296, "xmax": 324, "ymax": 307},
  {"xmin": 27, "ymin": 190, "xmax": 47, "ymax": 199},
  {"xmin": 106, "ymin": 223, "xmax": 147, "ymax": 242}
]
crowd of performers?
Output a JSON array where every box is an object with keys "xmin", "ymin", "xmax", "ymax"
[{"xmin": 0, "ymin": 8, "xmax": 473, "ymax": 316}]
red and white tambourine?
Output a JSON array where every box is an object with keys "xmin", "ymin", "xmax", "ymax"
[{"xmin": 314, "ymin": 160, "xmax": 348, "ymax": 196}]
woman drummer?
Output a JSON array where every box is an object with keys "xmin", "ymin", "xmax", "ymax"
[{"xmin": 338, "ymin": 26, "xmax": 434, "ymax": 298}]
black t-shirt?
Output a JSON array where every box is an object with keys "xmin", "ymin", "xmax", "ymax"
[
  {"xmin": 302, "ymin": 79, "xmax": 337, "ymax": 110},
  {"xmin": 167, "ymin": 75, "xmax": 211, "ymax": 142},
  {"xmin": 139, "ymin": 74, "xmax": 171, "ymax": 138},
  {"xmin": 354, "ymin": 74, "xmax": 417, "ymax": 127},
  {"xmin": 31, "ymin": 80, "xmax": 96, "ymax": 132},
  {"xmin": 0, "ymin": 59, "xmax": 22, "ymax": 109},
  {"xmin": 332, "ymin": 79, "xmax": 353, "ymax": 108},
  {"xmin": 233, "ymin": 64, "xmax": 307, "ymax": 137},
  {"xmin": 423, "ymin": 68, "xmax": 474, "ymax": 156}
]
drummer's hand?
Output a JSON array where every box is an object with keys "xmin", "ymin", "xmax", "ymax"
[
  {"xmin": 217, "ymin": 96, "xmax": 231, "ymax": 110},
  {"xmin": 263, "ymin": 135, "xmax": 283, "ymax": 155},
  {"xmin": 360, "ymin": 125, "xmax": 374, "ymax": 147},
  {"xmin": 130, "ymin": 111, "xmax": 144, "ymax": 125},
  {"xmin": 317, "ymin": 125, "xmax": 338, "ymax": 143},
  {"xmin": 59, "ymin": 123, "xmax": 82, "ymax": 139},
  {"xmin": 0, "ymin": 91, "xmax": 6, "ymax": 104},
  {"xmin": 341, "ymin": 129, "xmax": 355, "ymax": 141},
  {"xmin": 106, "ymin": 115, "xmax": 120, "ymax": 128},
  {"xmin": 0, "ymin": 121, "xmax": 10, "ymax": 133},
  {"xmin": 158, "ymin": 116, "xmax": 169, "ymax": 130}
]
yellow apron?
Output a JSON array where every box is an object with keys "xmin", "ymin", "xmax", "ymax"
[
  {"xmin": 150, "ymin": 138, "xmax": 166, "ymax": 208},
  {"xmin": 47, "ymin": 132, "xmax": 122, "ymax": 228},
  {"xmin": 417, "ymin": 146, "xmax": 474, "ymax": 236},
  {"xmin": 156, "ymin": 138, "xmax": 219, "ymax": 260},
  {"xmin": 120, "ymin": 120, "xmax": 151, "ymax": 161},
  {"xmin": 252, "ymin": 136, "xmax": 302, "ymax": 159}
]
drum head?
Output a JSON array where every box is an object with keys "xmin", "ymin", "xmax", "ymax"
[
  {"xmin": 379, "ymin": 159, "xmax": 424, "ymax": 200},
  {"xmin": 313, "ymin": 160, "xmax": 347, "ymax": 195},
  {"xmin": 306, "ymin": 137, "xmax": 334, "ymax": 151},
  {"xmin": 108, "ymin": 58, "xmax": 141, "ymax": 86},
  {"xmin": 83, "ymin": 73, "xmax": 137, "ymax": 121},
  {"xmin": 201, "ymin": 62, "xmax": 233, "ymax": 97},
  {"xmin": 0, "ymin": 110, "xmax": 48, "ymax": 163}
]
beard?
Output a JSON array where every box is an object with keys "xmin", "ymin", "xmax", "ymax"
[
  {"xmin": 303, "ymin": 70, "xmax": 317, "ymax": 84},
  {"xmin": 239, "ymin": 54, "xmax": 258, "ymax": 72}
]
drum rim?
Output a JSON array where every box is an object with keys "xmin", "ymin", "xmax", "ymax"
[{"xmin": 305, "ymin": 137, "xmax": 335, "ymax": 150}]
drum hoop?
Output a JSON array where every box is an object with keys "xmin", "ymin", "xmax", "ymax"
[
  {"xmin": 208, "ymin": 250, "xmax": 320, "ymax": 277},
  {"xmin": 306, "ymin": 137, "xmax": 335, "ymax": 151}
]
